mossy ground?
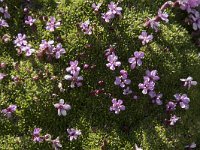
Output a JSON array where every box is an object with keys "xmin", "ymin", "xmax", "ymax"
[{"xmin": 0, "ymin": 0, "xmax": 200, "ymax": 149}]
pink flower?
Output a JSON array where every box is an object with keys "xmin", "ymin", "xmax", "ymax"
[
  {"xmin": 80, "ymin": 20, "xmax": 92, "ymax": 35},
  {"xmin": 128, "ymin": 51, "xmax": 144, "ymax": 70},
  {"xmin": 106, "ymin": 52, "xmax": 121, "ymax": 70},
  {"xmin": 67, "ymin": 128, "xmax": 81, "ymax": 141},
  {"xmin": 139, "ymin": 31, "xmax": 153, "ymax": 45},
  {"xmin": 46, "ymin": 16, "xmax": 61, "ymax": 32},
  {"xmin": 108, "ymin": 1, "xmax": 122, "ymax": 16},
  {"xmin": 110, "ymin": 98, "xmax": 125, "ymax": 114},
  {"xmin": 25, "ymin": 16, "xmax": 36, "ymax": 26},
  {"xmin": 66, "ymin": 60, "xmax": 80, "ymax": 75},
  {"xmin": 169, "ymin": 115, "xmax": 180, "ymax": 126},
  {"xmin": 52, "ymin": 137, "xmax": 62, "ymax": 150},
  {"xmin": 92, "ymin": 3, "xmax": 102, "ymax": 12},
  {"xmin": 54, "ymin": 99, "xmax": 71, "ymax": 116},
  {"xmin": 1, "ymin": 105, "xmax": 17, "ymax": 118},
  {"xmin": 0, "ymin": 73, "xmax": 6, "ymax": 80},
  {"xmin": 33, "ymin": 128, "xmax": 43, "ymax": 143}
]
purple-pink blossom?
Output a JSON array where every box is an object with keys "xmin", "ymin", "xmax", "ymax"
[
  {"xmin": 46, "ymin": 16, "xmax": 61, "ymax": 32},
  {"xmin": 67, "ymin": 128, "xmax": 81, "ymax": 141},
  {"xmin": 1, "ymin": 104, "xmax": 17, "ymax": 118},
  {"xmin": 53, "ymin": 43, "xmax": 66, "ymax": 59},
  {"xmin": 138, "ymin": 76, "xmax": 155, "ymax": 94},
  {"xmin": 92, "ymin": 3, "xmax": 102, "ymax": 12},
  {"xmin": 108, "ymin": 1, "xmax": 122, "ymax": 16},
  {"xmin": 33, "ymin": 128, "xmax": 43, "ymax": 143},
  {"xmin": 54, "ymin": 99, "xmax": 71, "ymax": 116},
  {"xmin": 169, "ymin": 115, "xmax": 180, "ymax": 126},
  {"xmin": 101, "ymin": 1, "xmax": 122, "ymax": 22},
  {"xmin": 106, "ymin": 52, "xmax": 121, "ymax": 70},
  {"xmin": 123, "ymin": 87, "xmax": 133, "ymax": 95},
  {"xmin": 166, "ymin": 101, "xmax": 176, "ymax": 112},
  {"xmin": 178, "ymin": 0, "xmax": 200, "ymax": 12},
  {"xmin": 25, "ymin": 16, "xmax": 36, "ymax": 26},
  {"xmin": 110, "ymin": 98, "xmax": 125, "ymax": 114},
  {"xmin": 174, "ymin": 93, "xmax": 190, "ymax": 109},
  {"xmin": 145, "ymin": 70, "xmax": 160, "ymax": 81},
  {"xmin": 158, "ymin": 10, "xmax": 169, "ymax": 23},
  {"xmin": 0, "ymin": 73, "xmax": 6, "ymax": 80},
  {"xmin": 148, "ymin": 91, "xmax": 163, "ymax": 105},
  {"xmin": 128, "ymin": 51, "xmax": 144, "ymax": 70},
  {"xmin": 66, "ymin": 60, "xmax": 80, "ymax": 75},
  {"xmin": 114, "ymin": 70, "xmax": 131, "ymax": 88},
  {"xmin": 180, "ymin": 76, "xmax": 197, "ymax": 89},
  {"xmin": 139, "ymin": 31, "xmax": 153, "ymax": 45},
  {"xmin": 14, "ymin": 33, "xmax": 27, "ymax": 47},
  {"xmin": 64, "ymin": 74, "xmax": 83, "ymax": 88},
  {"xmin": 52, "ymin": 137, "xmax": 62, "ymax": 150},
  {"xmin": 0, "ymin": 6, "xmax": 10, "ymax": 19},
  {"xmin": 80, "ymin": 20, "xmax": 92, "ymax": 35}
]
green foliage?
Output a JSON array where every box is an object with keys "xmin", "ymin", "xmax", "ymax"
[{"xmin": 0, "ymin": 0, "xmax": 200, "ymax": 149}]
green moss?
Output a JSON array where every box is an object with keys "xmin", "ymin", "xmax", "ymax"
[{"xmin": 0, "ymin": 0, "xmax": 200, "ymax": 149}]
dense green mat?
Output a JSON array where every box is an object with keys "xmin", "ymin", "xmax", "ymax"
[{"xmin": 0, "ymin": 0, "xmax": 200, "ymax": 149}]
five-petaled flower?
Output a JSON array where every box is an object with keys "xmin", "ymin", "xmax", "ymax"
[
  {"xmin": 110, "ymin": 98, "xmax": 125, "ymax": 114},
  {"xmin": 166, "ymin": 101, "xmax": 176, "ymax": 112},
  {"xmin": 128, "ymin": 51, "xmax": 145, "ymax": 70},
  {"xmin": 52, "ymin": 137, "xmax": 62, "ymax": 150},
  {"xmin": 180, "ymin": 76, "xmax": 197, "ymax": 89},
  {"xmin": 46, "ymin": 16, "xmax": 61, "ymax": 32},
  {"xmin": 106, "ymin": 52, "xmax": 121, "ymax": 70},
  {"xmin": 1, "ymin": 104, "xmax": 17, "ymax": 118},
  {"xmin": 54, "ymin": 99, "xmax": 71, "ymax": 116},
  {"xmin": 138, "ymin": 31, "xmax": 153, "ymax": 45},
  {"xmin": 169, "ymin": 115, "xmax": 180, "ymax": 126},
  {"xmin": 67, "ymin": 128, "xmax": 81, "ymax": 141},
  {"xmin": 66, "ymin": 60, "xmax": 80, "ymax": 75},
  {"xmin": 25, "ymin": 16, "xmax": 36, "ymax": 26},
  {"xmin": 174, "ymin": 93, "xmax": 190, "ymax": 109}
]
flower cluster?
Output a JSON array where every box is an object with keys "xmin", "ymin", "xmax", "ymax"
[
  {"xmin": 102, "ymin": 1, "xmax": 122, "ymax": 22},
  {"xmin": 145, "ymin": 8, "xmax": 169, "ymax": 32},
  {"xmin": 1, "ymin": 104, "xmax": 17, "ymax": 118},
  {"xmin": 32, "ymin": 127, "xmax": 81, "ymax": 149},
  {"xmin": 13, "ymin": 33, "xmax": 35, "ymax": 56},
  {"xmin": 0, "ymin": 5, "xmax": 10, "ymax": 28},
  {"xmin": 38, "ymin": 40, "xmax": 66, "ymax": 59},
  {"xmin": 114, "ymin": 70, "xmax": 132, "ymax": 95},
  {"xmin": 32, "ymin": 128, "xmax": 62, "ymax": 150},
  {"xmin": 138, "ymin": 70, "xmax": 160, "ymax": 95},
  {"xmin": 64, "ymin": 60, "xmax": 83, "ymax": 88},
  {"xmin": 79, "ymin": 20, "xmax": 92, "ymax": 35}
]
